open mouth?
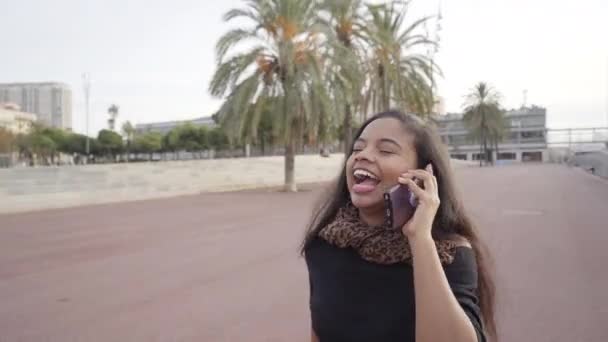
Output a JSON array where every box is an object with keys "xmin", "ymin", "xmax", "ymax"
[{"xmin": 352, "ymin": 168, "xmax": 380, "ymax": 193}]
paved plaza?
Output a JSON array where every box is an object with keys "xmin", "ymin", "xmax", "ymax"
[{"xmin": 0, "ymin": 163, "xmax": 607, "ymax": 341}]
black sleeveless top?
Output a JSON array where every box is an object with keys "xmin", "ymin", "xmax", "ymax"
[{"xmin": 305, "ymin": 238, "xmax": 486, "ymax": 342}]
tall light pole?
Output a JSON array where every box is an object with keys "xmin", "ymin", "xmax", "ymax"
[
  {"xmin": 425, "ymin": 1, "xmax": 442, "ymax": 116},
  {"xmin": 82, "ymin": 73, "xmax": 91, "ymax": 156}
]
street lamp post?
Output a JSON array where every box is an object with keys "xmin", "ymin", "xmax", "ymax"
[{"xmin": 82, "ymin": 73, "xmax": 91, "ymax": 158}]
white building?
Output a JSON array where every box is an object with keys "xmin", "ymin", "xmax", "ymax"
[
  {"xmin": 0, "ymin": 103, "xmax": 37, "ymax": 134},
  {"xmin": 135, "ymin": 116, "xmax": 216, "ymax": 135},
  {"xmin": 436, "ymin": 106, "xmax": 548, "ymax": 162},
  {"xmin": 0, "ymin": 82, "xmax": 72, "ymax": 130}
]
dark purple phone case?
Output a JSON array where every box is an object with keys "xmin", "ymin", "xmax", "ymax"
[{"xmin": 383, "ymin": 184, "xmax": 417, "ymax": 229}]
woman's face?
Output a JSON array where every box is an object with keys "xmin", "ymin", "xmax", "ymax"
[{"xmin": 346, "ymin": 117, "xmax": 419, "ymax": 210}]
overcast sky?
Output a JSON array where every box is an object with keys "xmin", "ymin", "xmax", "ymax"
[{"xmin": 1, "ymin": 0, "xmax": 607, "ymax": 134}]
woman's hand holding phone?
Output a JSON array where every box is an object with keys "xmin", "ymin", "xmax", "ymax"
[{"xmin": 398, "ymin": 164, "xmax": 440, "ymax": 241}]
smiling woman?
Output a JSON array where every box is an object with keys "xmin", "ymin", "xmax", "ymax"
[{"xmin": 301, "ymin": 110, "xmax": 496, "ymax": 342}]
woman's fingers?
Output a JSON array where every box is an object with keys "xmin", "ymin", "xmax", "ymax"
[
  {"xmin": 398, "ymin": 177, "xmax": 425, "ymax": 198},
  {"xmin": 427, "ymin": 164, "xmax": 438, "ymax": 190},
  {"xmin": 406, "ymin": 169, "xmax": 436, "ymax": 193}
]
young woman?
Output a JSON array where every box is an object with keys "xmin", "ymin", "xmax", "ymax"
[{"xmin": 301, "ymin": 111, "xmax": 496, "ymax": 342}]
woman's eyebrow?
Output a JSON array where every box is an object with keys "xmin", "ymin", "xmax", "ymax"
[{"xmin": 378, "ymin": 138, "xmax": 402, "ymax": 149}]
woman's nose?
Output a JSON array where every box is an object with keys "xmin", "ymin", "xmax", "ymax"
[{"xmin": 354, "ymin": 148, "xmax": 375, "ymax": 163}]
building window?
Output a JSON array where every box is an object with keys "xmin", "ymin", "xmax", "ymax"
[
  {"xmin": 522, "ymin": 151, "xmax": 543, "ymax": 162},
  {"xmin": 472, "ymin": 153, "xmax": 484, "ymax": 161},
  {"xmin": 447, "ymin": 134, "xmax": 468, "ymax": 145},
  {"xmin": 498, "ymin": 152, "xmax": 516, "ymax": 160},
  {"xmin": 22, "ymin": 88, "xmax": 29, "ymax": 111},
  {"xmin": 521, "ymin": 131, "xmax": 544, "ymax": 139},
  {"xmin": 451, "ymin": 153, "xmax": 467, "ymax": 160}
]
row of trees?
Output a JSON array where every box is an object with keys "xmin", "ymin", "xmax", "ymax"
[
  {"xmin": 1, "ymin": 79, "xmax": 507, "ymax": 168},
  {"xmin": 0, "ymin": 122, "xmax": 230, "ymax": 166},
  {"xmin": 209, "ymin": 0, "xmax": 441, "ymax": 191}
]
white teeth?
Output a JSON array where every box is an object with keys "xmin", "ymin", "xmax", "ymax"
[{"xmin": 354, "ymin": 169, "xmax": 378, "ymax": 180}]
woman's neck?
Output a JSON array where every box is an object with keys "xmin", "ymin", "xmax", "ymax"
[{"xmin": 358, "ymin": 206, "xmax": 385, "ymax": 227}]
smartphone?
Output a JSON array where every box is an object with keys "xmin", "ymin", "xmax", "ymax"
[{"xmin": 384, "ymin": 183, "xmax": 418, "ymax": 229}]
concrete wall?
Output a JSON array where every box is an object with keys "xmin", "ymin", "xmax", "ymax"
[
  {"xmin": 0, "ymin": 155, "xmax": 478, "ymax": 214},
  {"xmin": 0, "ymin": 154, "xmax": 345, "ymax": 214},
  {"xmin": 571, "ymin": 151, "xmax": 608, "ymax": 179}
]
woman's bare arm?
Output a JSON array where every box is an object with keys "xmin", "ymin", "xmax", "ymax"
[{"xmin": 410, "ymin": 236, "xmax": 478, "ymax": 342}]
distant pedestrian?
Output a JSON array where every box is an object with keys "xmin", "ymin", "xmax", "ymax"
[{"xmin": 301, "ymin": 111, "xmax": 495, "ymax": 342}]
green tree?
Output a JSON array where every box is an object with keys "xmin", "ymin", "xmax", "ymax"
[
  {"xmin": 121, "ymin": 120, "xmax": 135, "ymax": 162},
  {"xmin": 209, "ymin": 0, "xmax": 331, "ymax": 192},
  {"xmin": 363, "ymin": 1, "xmax": 437, "ymax": 115},
  {"xmin": 0, "ymin": 128, "xmax": 15, "ymax": 153},
  {"xmin": 197, "ymin": 126, "xmax": 210, "ymax": 151},
  {"xmin": 28, "ymin": 133, "xmax": 57, "ymax": 165},
  {"xmin": 163, "ymin": 128, "xmax": 181, "ymax": 158},
  {"xmin": 463, "ymin": 82, "xmax": 506, "ymax": 166},
  {"xmin": 63, "ymin": 133, "xmax": 88, "ymax": 155},
  {"xmin": 237, "ymin": 97, "xmax": 280, "ymax": 155},
  {"xmin": 14, "ymin": 124, "xmax": 64, "ymax": 164},
  {"xmin": 40, "ymin": 127, "xmax": 68, "ymax": 161},
  {"xmin": 97, "ymin": 129, "xmax": 123, "ymax": 160},
  {"xmin": 177, "ymin": 123, "xmax": 202, "ymax": 154},
  {"xmin": 161, "ymin": 125, "xmax": 211, "ymax": 160},
  {"xmin": 318, "ymin": 0, "xmax": 367, "ymax": 151},
  {"xmin": 208, "ymin": 127, "xmax": 230, "ymax": 151},
  {"xmin": 133, "ymin": 132, "xmax": 163, "ymax": 161},
  {"xmin": 257, "ymin": 104, "xmax": 277, "ymax": 155}
]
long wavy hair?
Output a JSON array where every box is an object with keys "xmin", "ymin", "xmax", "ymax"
[{"xmin": 300, "ymin": 110, "xmax": 497, "ymax": 340}]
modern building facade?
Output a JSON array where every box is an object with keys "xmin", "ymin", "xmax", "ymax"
[
  {"xmin": 435, "ymin": 106, "xmax": 547, "ymax": 162},
  {"xmin": 135, "ymin": 116, "xmax": 216, "ymax": 135},
  {"xmin": 0, "ymin": 82, "xmax": 72, "ymax": 130},
  {"xmin": 0, "ymin": 103, "xmax": 37, "ymax": 134}
]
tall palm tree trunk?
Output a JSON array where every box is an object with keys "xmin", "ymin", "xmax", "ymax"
[
  {"xmin": 382, "ymin": 77, "xmax": 390, "ymax": 111},
  {"xmin": 344, "ymin": 103, "xmax": 353, "ymax": 153},
  {"xmin": 484, "ymin": 138, "xmax": 489, "ymax": 166},
  {"xmin": 494, "ymin": 136, "xmax": 500, "ymax": 165},
  {"xmin": 284, "ymin": 136, "xmax": 297, "ymax": 192},
  {"xmin": 479, "ymin": 138, "xmax": 483, "ymax": 167},
  {"xmin": 481, "ymin": 114, "xmax": 487, "ymax": 167}
]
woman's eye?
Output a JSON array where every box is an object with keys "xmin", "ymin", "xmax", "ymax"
[{"xmin": 380, "ymin": 150, "xmax": 395, "ymax": 154}]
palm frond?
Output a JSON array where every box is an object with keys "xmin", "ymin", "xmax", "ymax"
[
  {"xmin": 215, "ymin": 28, "xmax": 260, "ymax": 63},
  {"xmin": 209, "ymin": 46, "xmax": 265, "ymax": 98}
]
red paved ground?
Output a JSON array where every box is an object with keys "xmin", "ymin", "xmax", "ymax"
[{"xmin": 1, "ymin": 164, "xmax": 607, "ymax": 341}]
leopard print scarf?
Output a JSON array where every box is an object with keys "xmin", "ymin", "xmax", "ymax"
[{"xmin": 318, "ymin": 203, "xmax": 457, "ymax": 265}]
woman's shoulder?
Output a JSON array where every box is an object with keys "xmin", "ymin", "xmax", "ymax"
[
  {"xmin": 447, "ymin": 234, "xmax": 472, "ymax": 249},
  {"xmin": 443, "ymin": 235, "xmax": 478, "ymax": 286},
  {"xmin": 304, "ymin": 237, "xmax": 334, "ymax": 262}
]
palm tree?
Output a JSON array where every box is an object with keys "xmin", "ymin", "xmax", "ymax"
[
  {"xmin": 363, "ymin": 1, "xmax": 437, "ymax": 116},
  {"xmin": 463, "ymin": 82, "xmax": 505, "ymax": 166},
  {"xmin": 108, "ymin": 104, "xmax": 119, "ymax": 131},
  {"xmin": 317, "ymin": 0, "xmax": 367, "ymax": 152},
  {"xmin": 487, "ymin": 111, "xmax": 508, "ymax": 163},
  {"xmin": 121, "ymin": 120, "xmax": 135, "ymax": 162},
  {"xmin": 209, "ymin": 0, "xmax": 330, "ymax": 192}
]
